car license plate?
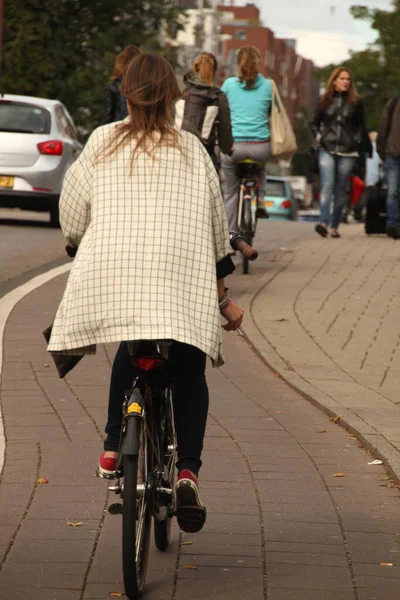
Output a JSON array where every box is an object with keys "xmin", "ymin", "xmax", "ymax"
[
  {"xmin": 0, "ymin": 175, "xmax": 14, "ymax": 189},
  {"xmin": 265, "ymin": 201, "xmax": 274, "ymax": 207}
]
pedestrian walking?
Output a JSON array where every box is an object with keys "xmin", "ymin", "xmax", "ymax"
[
  {"xmin": 175, "ymin": 52, "xmax": 233, "ymax": 163},
  {"xmin": 101, "ymin": 44, "xmax": 141, "ymax": 125},
  {"xmin": 220, "ymin": 45, "xmax": 272, "ymax": 231},
  {"xmin": 310, "ymin": 67, "xmax": 369, "ymax": 238},
  {"xmin": 47, "ymin": 53, "xmax": 244, "ymax": 533},
  {"xmin": 377, "ymin": 96, "xmax": 400, "ymax": 238}
]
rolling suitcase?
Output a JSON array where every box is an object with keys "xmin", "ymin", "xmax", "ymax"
[{"xmin": 365, "ymin": 179, "xmax": 387, "ymax": 234}]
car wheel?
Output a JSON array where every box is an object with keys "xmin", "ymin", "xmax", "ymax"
[{"xmin": 50, "ymin": 206, "xmax": 60, "ymax": 228}]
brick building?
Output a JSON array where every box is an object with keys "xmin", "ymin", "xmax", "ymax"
[{"xmin": 218, "ymin": 3, "xmax": 320, "ymax": 125}]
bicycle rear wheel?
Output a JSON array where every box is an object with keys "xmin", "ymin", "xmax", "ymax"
[
  {"xmin": 122, "ymin": 415, "xmax": 153, "ymax": 599},
  {"xmin": 154, "ymin": 388, "xmax": 176, "ymax": 551}
]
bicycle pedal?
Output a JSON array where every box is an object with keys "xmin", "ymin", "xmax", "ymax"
[
  {"xmin": 108, "ymin": 502, "xmax": 123, "ymax": 515},
  {"xmin": 176, "ymin": 505, "xmax": 207, "ymax": 534},
  {"xmin": 95, "ymin": 467, "xmax": 116, "ymax": 480}
]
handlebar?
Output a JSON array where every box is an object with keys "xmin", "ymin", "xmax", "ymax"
[
  {"xmin": 229, "ymin": 232, "xmax": 258, "ymax": 261},
  {"xmin": 66, "ymin": 235, "xmax": 259, "ymax": 263},
  {"xmin": 65, "ymin": 244, "xmax": 77, "ymax": 258}
]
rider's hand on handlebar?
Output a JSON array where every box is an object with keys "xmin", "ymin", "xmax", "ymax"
[{"xmin": 221, "ymin": 301, "xmax": 244, "ymax": 331}]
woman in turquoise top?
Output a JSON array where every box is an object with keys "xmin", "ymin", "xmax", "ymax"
[{"xmin": 221, "ymin": 45, "xmax": 272, "ymax": 230}]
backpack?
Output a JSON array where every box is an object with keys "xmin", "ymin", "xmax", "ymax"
[{"xmin": 175, "ymin": 88, "xmax": 220, "ymax": 153}]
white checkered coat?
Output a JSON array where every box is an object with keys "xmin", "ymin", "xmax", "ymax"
[{"xmin": 47, "ymin": 124, "xmax": 231, "ymax": 365}]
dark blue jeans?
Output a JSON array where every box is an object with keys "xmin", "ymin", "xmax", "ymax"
[
  {"xmin": 385, "ymin": 156, "xmax": 400, "ymax": 227},
  {"xmin": 104, "ymin": 342, "xmax": 209, "ymax": 476},
  {"xmin": 319, "ymin": 148, "xmax": 356, "ymax": 229}
]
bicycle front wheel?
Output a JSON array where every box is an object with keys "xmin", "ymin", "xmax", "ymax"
[
  {"xmin": 122, "ymin": 418, "xmax": 152, "ymax": 599},
  {"xmin": 242, "ymin": 200, "xmax": 253, "ymax": 275}
]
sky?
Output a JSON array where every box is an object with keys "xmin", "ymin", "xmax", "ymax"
[{"xmin": 259, "ymin": 0, "xmax": 393, "ymax": 66}]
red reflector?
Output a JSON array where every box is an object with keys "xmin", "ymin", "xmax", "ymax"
[
  {"xmin": 33, "ymin": 187, "xmax": 52, "ymax": 192},
  {"xmin": 137, "ymin": 357, "xmax": 163, "ymax": 371},
  {"xmin": 282, "ymin": 200, "xmax": 292, "ymax": 209},
  {"xmin": 0, "ymin": 100, "xmax": 12, "ymax": 104},
  {"xmin": 37, "ymin": 140, "xmax": 63, "ymax": 155}
]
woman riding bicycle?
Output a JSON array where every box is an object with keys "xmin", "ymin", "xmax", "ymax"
[
  {"xmin": 175, "ymin": 51, "xmax": 233, "ymax": 163},
  {"xmin": 47, "ymin": 53, "xmax": 243, "ymax": 533},
  {"xmin": 221, "ymin": 45, "xmax": 271, "ymax": 230}
]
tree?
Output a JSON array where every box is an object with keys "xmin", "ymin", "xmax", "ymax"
[
  {"xmin": 316, "ymin": 1, "xmax": 400, "ymax": 130},
  {"xmin": 3, "ymin": 0, "xmax": 184, "ymax": 132}
]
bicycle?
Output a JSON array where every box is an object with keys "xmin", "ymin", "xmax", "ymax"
[
  {"xmin": 235, "ymin": 158, "xmax": 265, "ymax": 274},
  {"xmin": 83, "ymin": 237, "xmax": 257, "ymax": 600}
]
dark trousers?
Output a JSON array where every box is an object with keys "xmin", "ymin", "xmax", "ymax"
[{"xmin": 104, "ymin": 342, "xmax": 209, "ymax": 476}]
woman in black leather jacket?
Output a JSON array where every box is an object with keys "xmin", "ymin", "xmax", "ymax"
[
  {"xmin": 310, "ymin": 67, "xmax": 369, "ymax": 238},
  {"xmin": 101, "ymin": 45, "xmax": 141, "ymax": 124}
]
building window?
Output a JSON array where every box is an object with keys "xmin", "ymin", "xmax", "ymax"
[
  {"xmin": 269, "ymin": 52, "xmax": 275, "ymax": 70},
  {"xmin": 234, "ymin": 30, "xmax": 247, "ymax": 41}
]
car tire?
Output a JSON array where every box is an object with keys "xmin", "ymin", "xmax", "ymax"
[{"xmin": 50, "ymin": 206, "xmax": 60, "ymax": 228}]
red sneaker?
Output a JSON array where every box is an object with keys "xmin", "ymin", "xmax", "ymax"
[
  {"xmin": 176, "ymin": 470, "xmax": 206, "ymax": 533},
  {"xmin": 176, "ymin": 470, "xmax": 202, "ymax": 506},
  {"xmin": 98, "ymin": 452, "xmax": 117, "ymax": 479}
]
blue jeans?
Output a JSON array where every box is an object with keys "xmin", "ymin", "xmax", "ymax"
[
  {"xmin": 385, "ymin": 156, "xmax": 400, "ymax": 227},
  {"xmin": 319, "ymin": 148, "xmax": 356, "ymax": 229}
]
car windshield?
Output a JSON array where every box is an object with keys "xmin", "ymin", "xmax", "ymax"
[
  {"xmin": 266, "ymin": 180, "xmax": 287, "ymax": 198},
  {"xmin": 0, "ymin": 101, "xmax": 51, "ymax": 134}
]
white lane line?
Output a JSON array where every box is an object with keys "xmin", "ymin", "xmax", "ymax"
[{"xmin": 0, "ymin": 263, "xmax": 71, "ymax": 473}]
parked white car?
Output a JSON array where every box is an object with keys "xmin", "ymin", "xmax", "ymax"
[{"xmin": 0, "ymin": 94, "xmax": 82, "ymax": 226}]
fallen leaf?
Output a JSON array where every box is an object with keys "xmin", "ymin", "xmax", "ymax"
[
  {"xmin": 109, "ymin": 593, "xmax": 125, "ymax": 598},
  {"xmin": 316, "ymin": 429, "xmax": 326, "ymax": 433},
  {"xmin": 276, "ymin": 318, "xmax": 289, "ymax": 322},
  {"xmin": 275, "ymin": 410, "xmax": 284, "ymax": 414},
  {"xmin": 379, "ymin": 484, "xmax": 389, "ymax": 488},
  {"xmin": 67, "ymin": 522, "xmax": 85, "ymax": 527},
  {"xmin": 380, "ymin": 563, "xmax": 393, "ymax": 567},
  {"xmin": 329, "ymin": 414, "xmax": 343, "ymax": 423},
  {"xmin": 43, "ymin": 363, "xmax": 49, "ymax": 367},
  {"xmin": 333, "ymin": 473, "xmax": 346, "ymax": 478},
  {"xmin": 368, "ymin": 459, "xmax": 383, "ymax": 465},
  {"xmin": 348, "ymin": 436, "xmax": 358, "ymax": 441},
  {"xmin": 36, "ymin": 478, "xmax": 49, "ymax": 485},
  {"xmin": 182, "ymin": 541, "xmax": 193, "ymax": 546},
  {"xmin": 274, "ymin": 373, "xmax": 281, "ymax": 378},
  {"xmin": 183, "ymin": 565, "xmax": 199, "ymax": 570}
]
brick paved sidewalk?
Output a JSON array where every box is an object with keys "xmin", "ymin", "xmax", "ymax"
[
  {"xmin": 0, "ymin": 268, "xmax": 399, "ymax": 599},
  {"xmin": 239, "ymin": 223, "xmax": 400, "ymax": 483}
]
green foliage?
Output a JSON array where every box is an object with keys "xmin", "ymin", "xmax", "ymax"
[
  {"xmin": 316, "ymin": 1, "xmax": 400, "ymax": 130},
  {"xmin": 3, "ymin": 0, "xmax": 184, "ymax": 133}
]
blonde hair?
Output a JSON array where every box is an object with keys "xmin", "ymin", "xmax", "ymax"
[
  {"xmin": 321, "ymin": 67, "xmax": 359, "ymax": 108},
  {"xmin": 193, "ymin": 52, "xmax": 218, "ymax": 86},
  {"xmin": 237, "ymin": 46, "xmax": 261, "ymax": 89},
  {"xmin": 100, "ymin": 54, "xmax": 182, "ymax": 172}
]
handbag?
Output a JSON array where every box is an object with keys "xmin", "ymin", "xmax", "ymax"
[{"xmin": 269, "ymin": 79, "xmax": 298, "ymax": 161}]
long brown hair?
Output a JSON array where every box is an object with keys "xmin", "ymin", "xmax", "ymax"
[
  {"xmin": 237, "ymin": 45, "xmax": 261, "ymax": 89},
  {"xmin": 110, "ymin": 45, "xmax": 141, "ymax": 81},
  {"xmin": 320, "ymin": 67, "xmax": 359, "ymax": 108},
  {"xmin": 193, "ymin": 52, "xmax": 218, "ymax": 86},
  {"xmin": 101, "ymin": 54, "xmax": 182, "ymax": 171}
]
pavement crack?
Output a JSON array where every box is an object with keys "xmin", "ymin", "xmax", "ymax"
[
  {"xmin": 171, "ymin": 530, "xmax": 183, "ymax": 600},
  {"xmin": 30, "ymin": 362, "xmax": 72, "ymax": 443},
  {"xmin": 65, "ymin": 379, "xmax": 104, "ymax": 441},
  {"xmin": 0, "ymin": 442, "xmax": 41, "ymax": 570},
  {"xmin": 80, "ymin": 488, "xmax": 110, "ymax": 600}
]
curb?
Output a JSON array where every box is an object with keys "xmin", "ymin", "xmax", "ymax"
[
  {"xmin": 0, "ymin": 263, "xmax": 71, "ymax": 474},
  {"xmin": 238, "ymin": 259, "xmax": 400, "ymax": 486}
]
